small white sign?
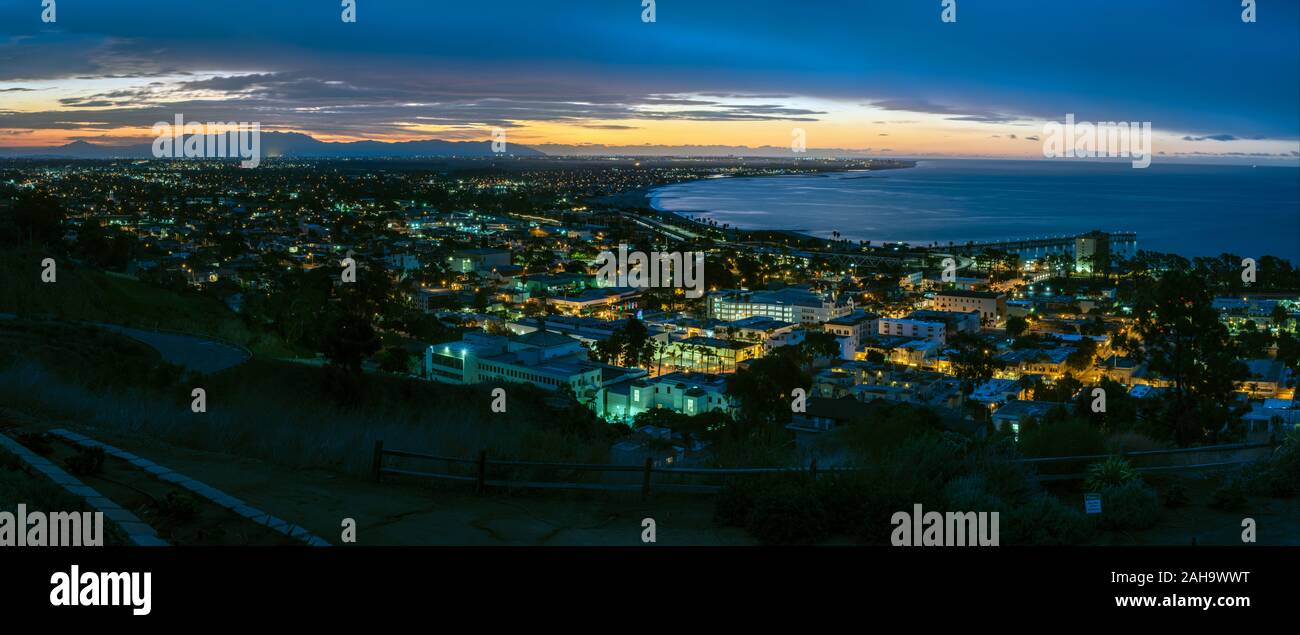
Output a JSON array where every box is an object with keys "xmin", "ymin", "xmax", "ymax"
[{"xmin": 1085, "ymin": 493, "xmax": 1102, "ymax": 515}]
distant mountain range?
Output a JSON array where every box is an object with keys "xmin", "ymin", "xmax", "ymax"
[
  {"xmin": 531, "ymin": 143, "xmax": 890, "ymax": 158},
  {"xmin": 0, "ymin": 132, "xmax": 546, "ymax": 159}
]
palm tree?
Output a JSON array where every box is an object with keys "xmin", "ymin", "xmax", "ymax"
[{"xmin": 652, "ymin": 340, "xmax": 667, "ymax": 376}]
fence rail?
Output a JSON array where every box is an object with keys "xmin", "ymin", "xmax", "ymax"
[{"xmin": 371, "ymin": 438, "xmax": 1281, "ymax": 496}]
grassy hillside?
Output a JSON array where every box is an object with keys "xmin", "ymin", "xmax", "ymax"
[
  {"xmin": 0, "ymin": 319, "xmax": 622, "ymax": 477},
  {"xmin": 0, "ymin": 250, "xmax": 295, "ymax": 357},
  {"xmin": 0, "ymin": 320, "xmax": 175, "ymax": 391}
]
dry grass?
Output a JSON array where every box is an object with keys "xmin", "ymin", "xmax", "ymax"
[{"xmin": 0, "ymin": 359, "xmax": 614, "ymax": 479}]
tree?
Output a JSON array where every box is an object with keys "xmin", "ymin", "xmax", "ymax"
[
  {"xmin": 1083, "ymin": 378, "xmax": 1140, "ymax": 433},
  {"xmin": 725, "ymin": 354, "xmax": 808, "ymax": 427},
  {"xmin": 378, "ymin": 346, "xmax": 415, "ymax": 374},
  {"xmin": 1277, "ymin": 332, "xmax": 1300, "ymax": 371},
  {"xmin": 585, "ymin": 318, "xmax": 655, "ymax": 371},
  {"xmin": 1272, "ymin": 303, "xmax": 1288, "ymax": 327},
  {"xmin": 948, "ymin": 332, "xmax": 1004, "ymax": 394},
  {"xmin": 0, "ymin": 191, "xmax": 65, "ymax": 247},
  {"xmin": 1032, "ymin": 373, "xmax": 1082, "ymax": 403},
  {"xmin": 1005, "ymin": 315, "xmax": 1029, "ymax": 338},
  {"xmin": 1133, "ymin": 270, "xmax": 1246, "ymax": 445},
  {"xmin": 794, "ymin": 331, "xmax": 841, "ymax": 374},
  {"xmin": 1018, "ymin": 415, "xmax": 1106, "ymax": 459},
  {"xmin": 1065, "ymin": 337, "xmax": 1098, "ymax": 372},
  {"xmin": 322, "ymin": 312, "xmax": 381, "ymax": 374}
]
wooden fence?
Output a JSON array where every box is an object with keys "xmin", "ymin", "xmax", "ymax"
[{"xmin": 371, "ymin": 438, "xmax": 1282, "ymax": 496}]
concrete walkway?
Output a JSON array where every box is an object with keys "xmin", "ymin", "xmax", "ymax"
[{"xmin": 93, "ymin": 323, "xmax": 251, "ymax": 374}]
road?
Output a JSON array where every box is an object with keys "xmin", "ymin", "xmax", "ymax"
[
  {"xmin": 1, "ymin": 314, "xmax": 251, "ymax": 374},
  {"xmin": 93, "ymin": 323, "xmax": 251, "ymax": 374}
]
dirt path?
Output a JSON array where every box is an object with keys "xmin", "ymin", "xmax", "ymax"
[
  {"xmin": 39, "ymin": 434, "xmax": 300, "ymax": 546},
  {"xmin": 92, "ymin": 323, "xmax": 250, "ymax": 374}
]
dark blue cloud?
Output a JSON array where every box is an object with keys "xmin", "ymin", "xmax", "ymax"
[{"xmin": 0, "ymin": 0, "xmax": 1295, "ymax": 140}]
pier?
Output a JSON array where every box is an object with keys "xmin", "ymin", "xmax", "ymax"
[{"xmin": 930, "ymin": 231, "xmax": 1138, "ymax": 262}]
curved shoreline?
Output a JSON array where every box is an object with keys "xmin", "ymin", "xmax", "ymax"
[{"xmin": 644, "ymin": 163, "xmax": 919, "ymax": 238}]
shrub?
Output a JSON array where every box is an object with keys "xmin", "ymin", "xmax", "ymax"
[
  {"xmin": 15, "ymin": 431, "xmax": 53, "ymax": 455},
  {"xmin": 1252, "ymin": 431, "xmax": 1300, "ymax": 498},
  {"xmin": 1084, "ymin": 456, "xmax": 1138, "ymax": 491},
  {"xmin": 1095, "ymin": 481, "xmax": 1160, "ymax": 531},
  {"xmin": 714, "ymin": 476, "xmax": 775, "ymax": 527},
  {"xmin": 942, "ymin": 474, "xmax": 1005, "ymax": 513},
  {"xmin": 814, "ymin": 469, "xmax": 878, "ymax": 539},
  {"xmin": 150, "ymin": 492, "xmax": 198, "ymax": 523},
  {"xmin": 1209, "ymin": 477, "xmax": 1249, "ymax": 511},
  {"xmin": 962, "ymin": 444, "xmax": 1037, "ymax": 506},
  {"xmin": 1001, "ymin": 494, "xmax": 1093, "ymax": 545},
  {"xmin": 1153, "ymin": 477, "xmax": 1191, "ymax": 508},
  {"xmin": 1019, "ymin": 417, "xmax": 1106, "ymax": 459},
  {"xmin": 64, "ymin": 446, "xmax": 106, "ymax": 476},
  {"xmin": 740, "ymin": 475, "xmax": 828, "ymax": 545}
]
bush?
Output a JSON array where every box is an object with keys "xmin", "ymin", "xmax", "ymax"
[
  {"xmin": 714, "ymin": 476, "xmax": 776, "ymax": 527},
  {"xmin": 1084, "ymin": 456, "xmax": 1138, "ymax": 491},
  {"xmin": 1209, "ymin": 477, "xmax": 1249, "ymax": 511},
  {"xmin": 1095, "ymin": 481, "xmax": 1160, "ymax": 531},
  {"xmin": 15, "ymin": 431, "xmax": 53, "ymax": 455},
  {"xmin": 1002, "ymin": 494, "xmax": 1093, "ymax": 545},
  {"xmin": 814, "ymin": 470, "xmax": 878, "ymax": 539},
  {"xmin": 150, "ymin": 492, "xmax": 198, "ymax": 523},
  {"xmin": 1019, "ymin": 417, "xmax": 1106, "ymax": 459},
  {"xmin": 740, "ymin": 475, "xmax": 828, "ymax": 545},
  {"xmin": 942, "ymin": 474, "xmax": 1005, "ymax": 513},
  {"xmin": 64, "ymin": 446, "xmax": 106, "ymax": 476},
  {"xmin": 1152, "ymin": 477, "xmax": 1191, "ymax": 508},
  {"xmin": 1252, "ymin": 431, "xmax": 1300, "ymax": 498},
  {"xmin": 962, "ymin": 444, "xmax": 1037, "ymax": 506}
]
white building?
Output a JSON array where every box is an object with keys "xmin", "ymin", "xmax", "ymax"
[
  {"xmin": 596, "ymin": 371, "xmax": 734, "ymax": 423},
  {"xmin": 824, "ymin": 310, "xmax": 881, "ymax": 359},
  {"xmin": 715, "ymin": 315, "xmax": 804, "ymax": 353},
  {"xmin": 424, "ymin": 331, "xmax": 642, "ymax": 401},
  {"xmin": 931, "ymin": 291, "xmax": 1007, "ymax": 326},
  {"xmin": 707, "ymin": 288, "xmax": 852, "ymax": 325},
  {"xmin": 878, "ymin": 318, "xmax": 947, "ymax": 345}
]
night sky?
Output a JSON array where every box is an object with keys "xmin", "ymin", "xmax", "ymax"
[{"xmin": 0, "ymin": 0, "xmax": 1296, "ymax": 160}]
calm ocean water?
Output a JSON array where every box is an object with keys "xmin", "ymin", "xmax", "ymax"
[{"xmin": 649, "ymin": 159, "xmax": 1300, "ymax": 261}]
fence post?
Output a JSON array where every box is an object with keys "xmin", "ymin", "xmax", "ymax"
[
  {"xmin": 810, "ymin": 457, "xmax": 818, "ymax": 480},
  {"xmin": 476, "ymin": 450, "xmax": 488, "ymax": 494},
  {"xmin": 641, "ymin": 457, "xmax": 653, "ymax": 499},
  {"xmin": 371, "ymin": 440, "xmax": 384, "ymax": 482}
]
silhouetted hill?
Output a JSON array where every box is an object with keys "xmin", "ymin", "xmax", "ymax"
[{"xmin": 0, "ymin": 132, "xmax": 544, "ymax": 159}]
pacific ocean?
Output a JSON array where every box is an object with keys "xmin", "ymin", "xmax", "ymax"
[{"xmin": 649, "ymin": 159, "xmax": 1300, "ymax": 261}]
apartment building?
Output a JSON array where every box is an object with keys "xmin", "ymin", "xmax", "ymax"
[
  {"xmin": 823, "ymin": 310, "xmax": 881, "ymax": 359},
  {"xmin": 878, "ymin": 317, "xmax": 947, "ymax": 345},
  {"xmin": 930, "ymin": 290, "xmax": 1007, "ymax": 326}
]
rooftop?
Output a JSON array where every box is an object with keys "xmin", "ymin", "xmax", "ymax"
[
  {"xmin": 991, "ymin": 400, "xmax": 1068, "ymax": 421},
  {"xmin": 935, "ymin": 290, "xmax": 1005, "ymax": 300}
]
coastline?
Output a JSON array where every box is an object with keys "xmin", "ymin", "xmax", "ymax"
[
  {"xmin": 640, "ymin": 160, "xmax": 1300, "ymax": 260},
  {"xmin": 640, "ymin": 161, "xmax": 917, "ymax": 243}
]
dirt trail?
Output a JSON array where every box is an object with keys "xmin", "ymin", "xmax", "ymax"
[{"xmin": 41, "ymin": 435, "xmax": 300, "ymax": 546}]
